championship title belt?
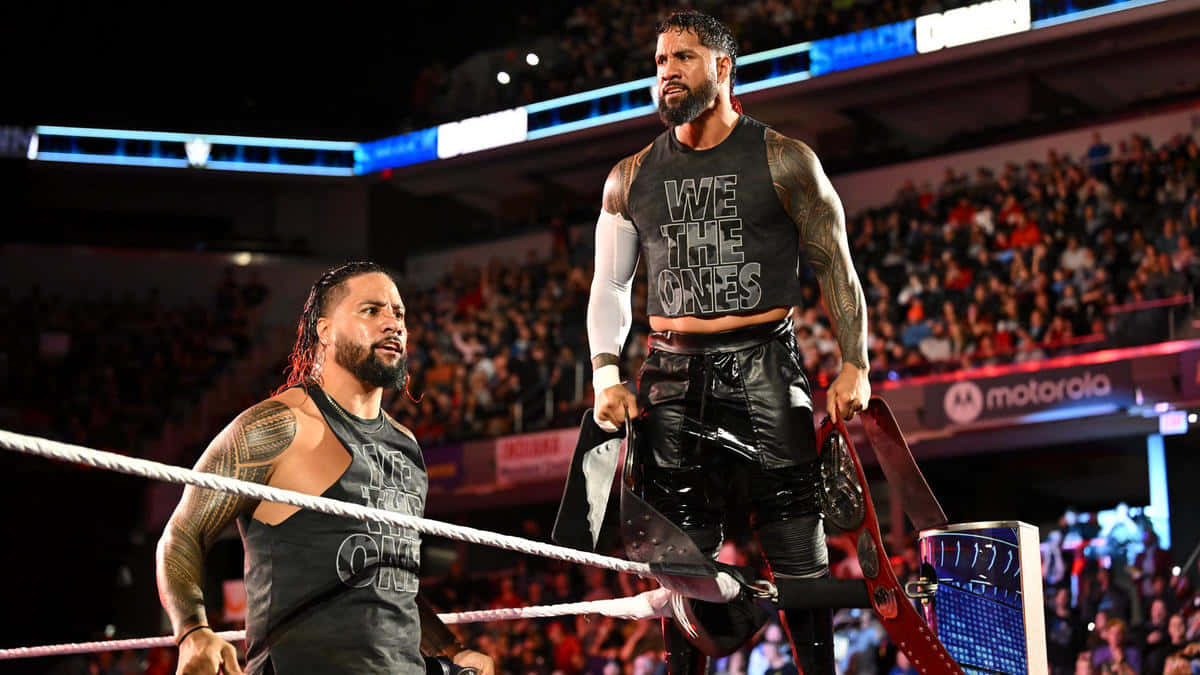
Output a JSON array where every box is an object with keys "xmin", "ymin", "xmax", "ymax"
[{"xmin": 819, "ymin": 397, "xmax": 962, "ymax": 675}]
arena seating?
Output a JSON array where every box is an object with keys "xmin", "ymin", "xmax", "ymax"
[{"xmin": 1, "ymin": 269, "xmax": 267, "ymax": 457}]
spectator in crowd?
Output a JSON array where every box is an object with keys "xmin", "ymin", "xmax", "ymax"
[
  {"xmin": 1140, "ymin": 599, "xmax": 1172, "ymax": 673},
  {"xmin": 1049, "ymin": 586, "xmax": 1086, "ymax": 675},
  {"xmin": 917, "ymin": 320, "xmax": 953, "ymax": 363},
  {"xmin": 1133, "ymin": 531, "xmax": 1173, "ymax": 601},
  {"xmin": 748, "ymin": 623, "xmax": 793, "ymax": 675},
  {"xmin": 1083, "ymin": 567, "xmax": 1133, "ymax": 624},
  {"xmin": 1088, "ymin": 133, "xmax": 1113, "ymax": 179},
  {"xmin": 761, "ymin": 641, "xmax": 800, "ymax": 675},
  {"xmin": 4, "ymin": 276, "xmax": 260, "ymax": 460},
  {"xmin": 1148, "ymin": 613, "xmax": 1193, "ymax": 675},
  {"xmin": 1091, "ymin": 618, "xmax": 1141, "ymax": 674}
]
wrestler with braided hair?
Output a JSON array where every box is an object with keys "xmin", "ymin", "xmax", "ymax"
[{"xmin": 157, "ymin": 261, "xmax": 492, "ymax": 675}]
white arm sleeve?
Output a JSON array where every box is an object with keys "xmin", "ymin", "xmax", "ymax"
[{"xmin": 587, "ymin": 209, "xmax": 640, "ymax": 362}]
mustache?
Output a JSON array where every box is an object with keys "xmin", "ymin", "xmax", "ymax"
[{"xmin": 373, "ymin": 337, "xmax": 405, "ymax": 352}]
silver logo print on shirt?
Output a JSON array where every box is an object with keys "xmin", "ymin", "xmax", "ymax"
[
  {"xmin": 657, "ymin": 174, "xmax": 762, "ymax": 315},
  {"xmin": 334, "ymin": 442, "xmax": 422, "ymax": 592}
]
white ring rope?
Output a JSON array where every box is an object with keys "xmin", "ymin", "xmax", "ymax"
[
  {"xmin": 440, "ymin": 587, "xmax": 673, "ymax": 624},
  {"xmin": 0, "ymin": 590, "xmax": 675, "ymax": 660},
  {"xmin": 0, "ymin": 631, "xmax": 246, "ymax": 661},
  {"xmin": 0, "ymin": 428, "xmax": 650, "ymax": 577},
  {"xmin": 0, "ymin": 429, "xmax": 742, "ymax": 662}
]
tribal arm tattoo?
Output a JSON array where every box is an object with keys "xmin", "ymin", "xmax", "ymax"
[
  {"xmin": 601, "ymin": 144, "xmax": 650, "ymax": 221},
  {"xmin": 155, "ymin": 400, "xmax": 297, "ymax": 637},
  {"xmin": 766, "ymin": 129, "xmax": 869, "ymax": 369}
]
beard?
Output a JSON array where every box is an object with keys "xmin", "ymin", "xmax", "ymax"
[
  {"xmin": 657, "ymin": 74, "xmax": 718, "ymax": 127},
  {"xmin": 333, "ymin": 338, "xmax": 408, "ymax": 391}
]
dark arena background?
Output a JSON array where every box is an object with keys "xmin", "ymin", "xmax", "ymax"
[{"xmin": 2, "ymin": 1, "xmax": 1200, "ymax": 673}]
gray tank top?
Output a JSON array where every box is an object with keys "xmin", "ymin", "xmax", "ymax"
[
  {"xmin": 238, "ymin": 384, "xmax": 427, "ymax": 674},
  {"xmin": 627, "ymin": 115, "xmax": 805, "ymax": 318}
]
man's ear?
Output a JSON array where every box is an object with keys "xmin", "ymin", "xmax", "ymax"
[
  {"xmin": 716, "ymin": 54, "xmax": 733, "ymax": 86},
  {"xmin": 317, "ymin": 317, "xmax": 332, "ymax": 346}
]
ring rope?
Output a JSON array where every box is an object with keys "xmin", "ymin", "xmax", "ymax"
[
  {"xmin": 0, "ymin": 428, "xmax": 650, "ymax": 577},
  {"xmin": 0, "ymin": 591, "xmax": 674, "ymax": 660},
  {"xmin": 0, "ymin": 632, "xmax": 246, "ymax": 661},
  {"xmin": 440, "ymin": 588, "xmax": 672, "ymax": 624}
]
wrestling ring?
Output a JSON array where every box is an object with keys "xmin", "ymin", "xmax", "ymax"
[{"xmin": 0, "ymin": 399, "xmax": 1047, "ymax": 674}]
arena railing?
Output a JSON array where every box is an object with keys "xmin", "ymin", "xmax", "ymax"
[
  {"xmin": 503, "ymin": 294, "xmax": 1198, "ymax": 430},
  {"xmin": 1104, "ymin": 294, "xmax": 1195, "ymax": 342}
]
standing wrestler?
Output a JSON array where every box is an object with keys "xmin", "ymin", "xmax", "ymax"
[
  {"xmin": 156, "ymin": 261, "xmax": 493, "ymax": 675},
  {"xmin": 587, "ymin": 11, "xmax": 870, "ymax": 674}
]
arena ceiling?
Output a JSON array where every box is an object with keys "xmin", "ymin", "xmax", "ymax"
[
  {"xmin": 1, "ymin": 2, "xmax": 557, "ymax": 140},
  {"xmin": 7, "ymin": 1, "xmax": 1200, "ymax": 222}
]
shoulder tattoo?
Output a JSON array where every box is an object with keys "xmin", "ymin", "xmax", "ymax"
[
  {"xmin": 157, "ymin": 399, "xmax": 297, "ymax": 632},
  {"xmin": 602, "ymin": 143, "xmax": 652, "ymax": 219},
  {"xmin": 765, "ymin": 129, "xmax": 869, "ymax": 369},
  {"xmin": 179, "ymin": 400, "xmax": 297, "ymax": 544}
]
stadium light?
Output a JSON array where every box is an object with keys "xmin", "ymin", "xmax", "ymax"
[
  {"xmin": 526, "ymin": 52, "xmax": 539, "ymax": 66},
  {"xmin": 497, "ymin": 71, "xmax": 511, "ymax": 85}
]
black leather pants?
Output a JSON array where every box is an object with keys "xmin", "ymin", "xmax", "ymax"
[
  {"xmin": 636, "ymin": 319, "xmax": 834, "ymax": 674},
  {"xmin": 642, "ymin": 461, "xmax": 835, "ymax": 675}
]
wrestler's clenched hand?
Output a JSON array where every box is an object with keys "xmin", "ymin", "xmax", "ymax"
[
  {"xmin": 453, "ymin": 648, "xmax": 496, "ymax": 675},
  {"xmin": 594, "ymin": 383, "xmax": 639, "ymax": 432},
  {"xmin": 827, "ymin": 363, "xmax": 870, "ymax": 421},
  {"xmin": 177, "ymin": 628, "xmax": 243, "ymax": 675}
]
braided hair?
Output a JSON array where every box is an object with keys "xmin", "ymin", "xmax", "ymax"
[{"xmin": 277, "ymin": 260, "xmax": 388, "ymax": 393}]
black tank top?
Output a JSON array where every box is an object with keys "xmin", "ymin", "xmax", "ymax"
[
  {"xmin": 627, "ymin": 115, "xmax": 804, "ymax": 318},
  {"xmin": 238, "ymin": 385, "xmax": 427, "ymax": 674}
]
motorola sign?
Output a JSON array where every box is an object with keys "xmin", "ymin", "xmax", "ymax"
[
  {"xmin": 943, "ymin": 381, "xmax": 985, "ymax": 425},
  {"xmin": 983, "ymin": 370, "xmax": 1112, "ymax": 409},
  {"xmin": 925, "ymin": 361, "xmax": 1133, "ymax": 427}
]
